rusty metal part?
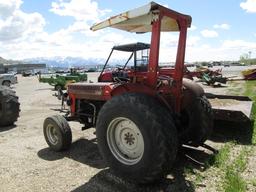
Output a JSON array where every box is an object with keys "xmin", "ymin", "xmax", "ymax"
[
  {"xmin": 90, "ymin": 2, "xmax": 191, "ymax": 32},
  {"xmin": 206, "ymin": 93, "xmax": 253, "ymax": 122}
]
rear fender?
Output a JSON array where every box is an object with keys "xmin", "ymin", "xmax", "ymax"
[
  {"xmin": 182, "ymin": 78, "xmax": 204, "ymax": 109},
  {"xmin": 111, "ymin": 83, "xmax": 175, "ymax": 113},
  {"xmin": 111, "ymin": 83, "xmax": 156, "ymax": 97}
]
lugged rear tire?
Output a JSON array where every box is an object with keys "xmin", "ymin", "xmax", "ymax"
[
  {"xmin": 96, "ymin": 93, "xmax": 178, "ymax": 183},
  {"xmin": 0, "ymin": 86, "xmax": 20, "ymax": 126},
  {"xmin": 179, "ymin": 95, "xmax": 214, "ymax": 145}
]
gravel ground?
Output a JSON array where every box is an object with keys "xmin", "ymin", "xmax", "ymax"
[{"xmin": 0, "ymin": 73, "xmax": 255, "ymax": 192}]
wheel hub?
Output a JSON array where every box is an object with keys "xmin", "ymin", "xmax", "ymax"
[
  {"xmin": 107, "ymin": 117, "xmax": 144, "ymax": 165},
  {"xmin": 124, "ymin": 132, "xmax": 135, "ymax": 145},
  {"xmin": 46, "ymin": 124, "xmax": 59, "ymax": 145}
]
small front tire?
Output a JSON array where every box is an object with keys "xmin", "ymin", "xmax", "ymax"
[{"xmin": 43, "ymin": 115, "xmax": 72, "ymax": 151}]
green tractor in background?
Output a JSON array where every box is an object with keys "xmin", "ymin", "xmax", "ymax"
[{"xmin": 39, "ymin": 69, "xmax": 87, "ymax": 90}]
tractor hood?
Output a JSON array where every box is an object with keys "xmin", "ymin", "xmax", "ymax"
[{"xmin": 90, "ymin": 1, "xmax": 191, "ymax": 33}]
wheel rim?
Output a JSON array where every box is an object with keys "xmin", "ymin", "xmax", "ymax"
[
  {"xmin": 46, "ymin": 123, "xmax": 59, "ymax": 145},
  {"xmin": 107, "ymin": 117, "xmax": 144, "ymax": 165},
  {"xmin": 3, "ymin": 81, "xmax": 10, "ymax": 87}
]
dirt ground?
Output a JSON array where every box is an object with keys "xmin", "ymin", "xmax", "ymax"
[{"xmin": 0, "ymin": 74, "xmax": 255, "ymax": 192}]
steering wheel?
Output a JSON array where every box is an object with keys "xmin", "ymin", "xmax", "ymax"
[{"xmin": 157, "ymin": 75, "xmax": 173, "ymax": 87}]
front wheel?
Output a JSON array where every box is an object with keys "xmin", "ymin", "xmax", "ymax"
[
  {"xmin": 43, "ymin": 115, "xmax": 72, "ymax": 151},
  {"xmin": 96, "ymin": 93, "xmax": 178, "ymax": 183}
]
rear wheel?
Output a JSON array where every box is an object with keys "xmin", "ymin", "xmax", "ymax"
[
  {"xmin": 0, "ymin": 86, "xmax": 20, "ymax": 126},
  {"xmin": 179, "ymin": 96, "xmax": 213, "ymax": 145},
  {"xmin": 96, "ymin": 93, "xmax": 178, "ymax": 183},
  {"xmin": 43, "ymin": 115, "xmax": 72, "ymax": 151}
]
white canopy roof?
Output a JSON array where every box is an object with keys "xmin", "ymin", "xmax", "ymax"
[{"xmin": 90, "ymin": 2, "xmax": 191, "ymax": 33}]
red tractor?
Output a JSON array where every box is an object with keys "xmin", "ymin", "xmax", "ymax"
[{"xmin": 43, "ymin": 2, "xmax": 214, "ymax": 182}]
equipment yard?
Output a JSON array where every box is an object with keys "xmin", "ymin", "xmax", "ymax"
[{"xmin": 0, "ymin": 73, "xmax": 255, "ymax": 192}]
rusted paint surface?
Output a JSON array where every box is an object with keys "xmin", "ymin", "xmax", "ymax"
[
  {"xmin": 90, "ymin": 2, "xmax": 191, "ymax": 32},
  {"xmin": 68, "ymin": 82, "xmax": 115, "ymax": 100}
]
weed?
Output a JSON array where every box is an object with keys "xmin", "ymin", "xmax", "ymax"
[
  {"xmin": 223, "ymin": 168, "xmax": 247, "ymax": 192},
  {"xmin": 232, "ymin": 149, "xmax": 248, "ymax": 172},
  {"xmin": 209, "ymin": 142, "xmax": 234, "ymax": 168},
  {"xmin": 251, "ymin": 179, "xmax": 256, "ymax": 186},
  {"xmin": 183, "ymin": 165, "xmax": 194, "ymax": 175},
  {"xmin": 251, "ymin": 102, "xmax": 256, "ymax": 145},
  {"xmin": 222, "ymin": 148, "xmax": 249, "ymax": 192},
  {"xmin": 194, "ymin": 173, "xmax": 204, "ymax": 184}
]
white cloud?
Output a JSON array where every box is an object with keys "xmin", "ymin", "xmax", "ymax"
[
  {"xmin": 187, "ymin": 36, "xmax": 200, "ymax": 46},
  {"xmin": 50, "ymin": 0, "xmax": 111, "ymax": 21},
  {"xmin": 0, "ymin": 0, "xmax": 45, "ymax": 42},
  {"xmin": 0, "ymin": 1, "xmax": 255, "ymax": 63},
  {"xmin": 160, "ymin": 33, "xmax": 178, "ymax": 47},
  {"xmin": 213, "ymin": 23, "xmax": 230, "ymax": 30},
  {"xmin": 0, "ymin": 0, "xmax": 22, "ymax": 19},
  {"xmin": 159, "ymin": 34, "xmax": 200, "ymax": 62},
  {"xmin": 185, "ymin": 39, "xmax": 256, "ymax": 61},
  {"xmin": 240, "ymin": 0, "xmax": 256, "ymax": 13},
  {"xmin": 189, "ymin": 25, "xmax": 197, "ymax": 31},
  {"xmin": 222, "ymin": 39, "xmax": 256, "ymax": 49},
  {"xmin": 200, "ymin": 29, "xmax": 218, "ymax": 38}
]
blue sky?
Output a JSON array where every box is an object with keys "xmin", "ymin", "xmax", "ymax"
[{"xmin": 0, "ymin": 0, "xmax": 256, "ymax": 61}]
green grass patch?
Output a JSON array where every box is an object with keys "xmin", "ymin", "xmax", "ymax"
[
  {"xmin": 183, "ymin": 165, "xmax": 195, "ymax": 175},
  {"xmin": 208, "ymin": 142, "xmax": 234, "ymax": 168},
  {"xmin": 251, "ymin": 179, "xmax": 256, "ymax": 186},
  {"xmin": 243, "ymin": 81, "xmax": 256, "ymax": 101},
  {"xmin": 251, "ymin": 102, "xmax": 256, "ymax": 145},
  {"xmin": 228, "ymin": 81, "xmax": 256, "ymax": 145},
  {"xmin": 223, "ymin": 169, "xmax": 247, "ymax": 192},
  {"xmin": 222, "ymin": 148, "xmax": 249, "ymax": 192},
  {"xmin": 232, "ymin": 151, "xmax": 248, "ymax": 172}
]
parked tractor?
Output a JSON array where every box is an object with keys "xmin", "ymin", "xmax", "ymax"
[
  {"xmin": 0, "ymin": 86, "xmax": 20, "ymax": 127},
  {"xmin": 43, "ymin": 2, "xmax": 253, "ymax": 183},
  {"xmin": 38, "ymin": 68, "xmax": 87, "ymax": 90}
]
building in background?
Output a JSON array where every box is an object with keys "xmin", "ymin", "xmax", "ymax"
[{"xmin": 0, "ymin": 63, "xmax": 46, "ymax": 74}]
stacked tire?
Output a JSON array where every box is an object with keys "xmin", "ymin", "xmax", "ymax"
[{"xmin": 0, "ymin": 86, "xmax": 20, "ymax": 127}]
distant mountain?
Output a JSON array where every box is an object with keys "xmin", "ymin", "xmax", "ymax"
[
  {"xmin": 0, "ymin": 56, "xmax": 22, "ymax": 64},
  {"xmin": 23, "ymin": 56, "xmax": 126, "ymax": 68},
  {"xmin": 1, "ymin": 56, "xmax": 128, "ymax": 68},
  {"xmin": 23, "ymin": 56, "xmax": 107, "ymax": 68}
]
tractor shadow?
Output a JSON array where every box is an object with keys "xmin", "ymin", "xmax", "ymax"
[
  {"xmin": 71, "ymin": 168, "xmax": 195, "ymax": 192},
  {"xmin": 0, "ymin": 124, "xmax": 17, "ymax": 132},
  {"xmin": 211, "ymin": 119, "xmax": 254, "ymax": 145},
  {"xmin": 70, "ymin": 145, "xmax": 215, "ymax": 192},
  {"xmin": 37, "ymin": 137, "xmax": 217, "ymax": 192},
  {"xmin": 37, "ymin": 138, "xmax": 106, "ymax": 169}
]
